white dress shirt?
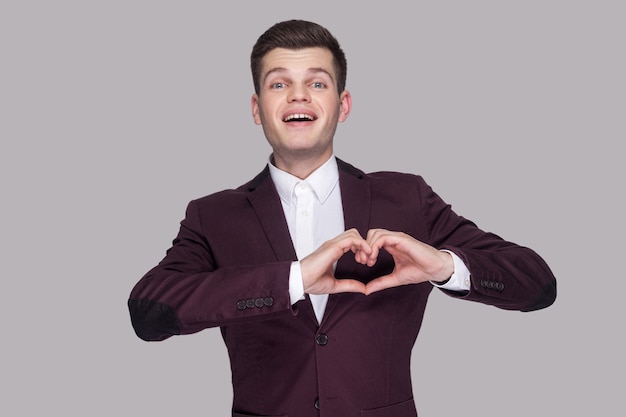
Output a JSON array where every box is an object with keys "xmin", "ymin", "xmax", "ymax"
[{"xmin": 268, "ymin": 155, "xmax": 470, "ymax": 324}]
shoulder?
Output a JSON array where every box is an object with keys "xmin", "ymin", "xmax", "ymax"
[
  {"xmin": 337, "ymin": 158, "xmax": 429, "ymax": 189},
  {"xmin": 189, "ymin": 165, "xmax": 272, "ymax": 208}
]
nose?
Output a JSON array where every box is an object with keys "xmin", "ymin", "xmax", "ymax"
[{"xmin": 287, "ymin": 83, "xmax": 310, "ymax": 103}]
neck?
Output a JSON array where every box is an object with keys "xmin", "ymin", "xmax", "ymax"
[{"xmin": 271, "ymin": 152, "xmax": 332, "ymax": 180}]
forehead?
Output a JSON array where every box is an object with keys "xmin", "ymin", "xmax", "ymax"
[{"xmin": 261, "ymin": 47, "xmax": 336, "ymax": 79}]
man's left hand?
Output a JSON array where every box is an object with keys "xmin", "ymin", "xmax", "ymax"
[{"xmin": 363, "ymin": 229, "xmax": 454, "ymax": 295}]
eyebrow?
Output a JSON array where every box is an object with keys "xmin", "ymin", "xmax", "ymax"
[{"xmin": 263, "ymin": 67, "xmax": 334, "ymax": 82}]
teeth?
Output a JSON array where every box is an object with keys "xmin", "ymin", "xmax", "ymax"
[{"xmin": 284, "ymin": 113, "xmax": 314, "ymax": 122}]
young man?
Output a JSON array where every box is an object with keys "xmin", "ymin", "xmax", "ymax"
[{"xmin": 129, "ymin": 20, "xmax": 556, "ymax": 417}]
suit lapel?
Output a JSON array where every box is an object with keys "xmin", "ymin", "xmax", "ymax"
[
  {"xmin": 337, "ymin": 159, "xmax": 371, "ymax": 241},
  {"xmin": 245, "ymin": 167, "xmax": 297, "ymax": 263},
  {"xmin": 321, "ymin": 159, "xmax": 371, "ymax": 325},
  {"xmin": 245, "ymin": 166, "xmax": 319, "ymax": 325}
]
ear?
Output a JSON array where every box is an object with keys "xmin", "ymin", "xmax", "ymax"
[
  {"xmin": 338, "ymin": 90, "xmax": 352, "ymax": 123},
  {"xmin": 251, "ymin": 94, "xmax": 262, "ymax": 125}
]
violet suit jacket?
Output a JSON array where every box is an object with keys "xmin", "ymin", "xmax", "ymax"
[{"xmin": 128, "ymin": 159, "xmax": 556, "ymax": 417}]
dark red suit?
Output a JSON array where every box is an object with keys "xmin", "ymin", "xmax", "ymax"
[{"xmin": 128, "ymin": 159, "xmax": 556, "ymax": 417}]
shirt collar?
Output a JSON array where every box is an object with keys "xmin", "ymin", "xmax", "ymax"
[{"xmin": 268, "ymin": 155, "xmax": 339, "ymax": 206}]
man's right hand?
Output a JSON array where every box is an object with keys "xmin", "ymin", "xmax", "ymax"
[{"xmin": 299, "ymin": 228, "xmax": 371, "ymax": 295}]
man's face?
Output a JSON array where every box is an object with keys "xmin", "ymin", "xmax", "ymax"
[{"xmin": 251, "ymin": 47, "xmax": 351, "ymax": 172}]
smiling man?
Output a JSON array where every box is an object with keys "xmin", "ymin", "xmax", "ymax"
[
  {"xmin": 251, "ymin": 46, "xmax": 350, "ymax": 179},
  {"xmin": 128, "ymin": 20, "xmax": 557, "ymax": 417}
]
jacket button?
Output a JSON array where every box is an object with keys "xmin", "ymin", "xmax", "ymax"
[
  {"xmin": 236, "ymin": 300, "xmax": 246, "ymax": 310},
  {"xmin": 246, "ymin": 298, "xmax": 255, "ymax": 309},
  {"xmin": 316, "ymin": 333, "xmax": 328, "ymax": 346},
  {"xmin": 255, "ymin": 297, "xmax": 264, "ymax": 308},
  {"xmin": 314, "ymin": 399, "xmax": 320, "ymax": 409},
  {"xmin": 263, "ymin": 296, "xmax": 274, "ymax": 307}
]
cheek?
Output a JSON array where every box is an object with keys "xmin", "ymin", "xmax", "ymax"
[{"xmin": 258, "ymin": 100, "xmax": 277, "ymax": 121}]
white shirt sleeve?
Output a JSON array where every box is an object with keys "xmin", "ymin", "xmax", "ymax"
[
  {"xmin": 289, "ymin": 261, "xmax": 306, "ymax": 305},
  {"xmin": 432, "ymin": 250, "xmax": 471, "ymax": 292}
]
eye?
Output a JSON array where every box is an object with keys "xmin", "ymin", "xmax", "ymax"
[
  {"xmin": 270, "ymin": 82, "xmax": 286, "ymax": 89},
  {"xmin": 311, "ymin": 82, "xmax": 326, "ymax": 89}
]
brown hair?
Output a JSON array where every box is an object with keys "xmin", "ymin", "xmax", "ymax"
[{"xmin": 250, "ymin": 20, "xmax": 347, "ymax": 95}]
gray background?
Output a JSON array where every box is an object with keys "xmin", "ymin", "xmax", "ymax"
[{"xmin": 2, "ymin": 1, "xmax": 624, "ymax": 416}]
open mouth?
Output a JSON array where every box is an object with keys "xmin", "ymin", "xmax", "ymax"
[{"xmin": 283, "ymin": 113, "xmax": 317, "ymax": 122}]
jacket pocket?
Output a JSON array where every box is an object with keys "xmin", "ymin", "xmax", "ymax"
[{"xmin": 361, "ymin": 398, "xmax": 418, "ymax": 417}]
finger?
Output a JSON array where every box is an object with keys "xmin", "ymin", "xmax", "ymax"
[
  {"xmin": 364, "ymin": 274, "xmax": 399, "ymax": 295},
  {"xmin": 354, "ymin": 248, "xmax": 369, "ymax": 265},
  {"xmin": 339, "ymin": 235, "xmax": 372, "ymax": 256},
  {"xmin": 363, "ymin": 229, "xmax": 383, "ymax": 265},
  {"xmin": 344, "ymin": 227, "xmax": 366, "ymax": 241},
  {"xmin": 329, "ymin": 278, "xmax": 366, "ymax": 294},
  {"xmin": 368, "ymin": 230, "xmax": 419, "ymax": 261},
  {"xmin": 367, "ymin": 229, "xmax": 405, "ymax": 248},
  {"xmin": 321, "ymin": 235, "xmax": 369, "ymax": 262},
  {"xmin": 365, "ymin": 228, "xmax": 385, "ymax": 245}
]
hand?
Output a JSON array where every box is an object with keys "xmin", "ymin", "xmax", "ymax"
[
  {"xmin": 363, "ymin": 229, "xmax": 454, "ymax": 295},
  {"xmin": 300, "ymin": 228, "xmax": 371, "ymax": 295}
]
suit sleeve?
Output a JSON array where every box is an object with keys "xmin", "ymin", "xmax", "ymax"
[
  {"xmin": 418, "ymin": 177, "xmax": 557, "ymax": 311},
  {"xmin": 128, "ymin": 200, "xmax": 295, "ymax": 341}
]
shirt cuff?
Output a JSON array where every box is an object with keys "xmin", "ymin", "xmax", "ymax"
[
  {"xmin": 432, "ymin": 250, "xmax": 471, "ymax": 292},
  {"xmin": 289, "ymin": 261, "xmax": 306, "ymax": 305}
]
